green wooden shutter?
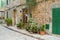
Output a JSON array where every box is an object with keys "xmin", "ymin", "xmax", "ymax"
[
  {"xmin": 6, "ymin": 11, "xmax": 8, "ymax": 18},
  {"xmin": 45, "ymin": 24, "xmax": 49, "ymax": 29},
  {"xmin": 26, "ymin": 0, "xmax": 29, "ymax": 2},
  {"xmin": 6, "ymin": 0, "xmax": 8, "ymax": 5},
  {"xmin": 26, "ymin": 0, "xmax": 36, "ymax": 8},
  {"xmin": 1, "ymin": 0, "xmax": 4, "ymax": 8},
  {"xmin": 52, "ymin": 8, "xmax": 60, "ymax": 35}
]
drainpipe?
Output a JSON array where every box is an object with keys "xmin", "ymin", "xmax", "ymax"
[{"xmin": 44, "ymin": 0, "xmax": 46, "ymax": 28}]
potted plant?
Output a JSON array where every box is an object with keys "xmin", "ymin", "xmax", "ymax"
[
  {"xmin": 40, "ymin": 25, "xmax": 45, "ymax": 35},
  {"xmin": 27, "ymin": 18, "xmax": 38, "ymax": 33},
  {"xmin": 26, "ymin": 18, "xmax": 33, "ymax": 32},
  {"xmin": 5, "ymin": 18, "xmax": 12, "ymax": 26},
  {"xmin": 17, "ymin": 22, "xmax": 24, "ymax": 29},
  {"xmin": 25, "ymin": 25, "xmax": 31, "ymax": 32},
  {"xmin": 31, "ymin": 22, "xmax": 38, "ymax": 33},
  {"xmin": 28, "ymin": 20, "xmax": 38, "ymax": 33},
  {"xmin": 31, "ymin": 26, "xmax": 38, "ymax": 33}
]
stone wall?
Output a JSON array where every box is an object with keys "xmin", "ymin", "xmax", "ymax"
[
  {"xmin": 7, "ymin": 0, "xmax": 60, "ymax": 25},
  {"xmin": 31, "ymin": 0, "xmax": 55, "ymax": 25},
  {"xmin": 20, "ymin": 0, "xmax": 26, "ymax": 5},
  {"xmin": 19, "ymin": 0, "xmax": 55, "ymax": 25}
]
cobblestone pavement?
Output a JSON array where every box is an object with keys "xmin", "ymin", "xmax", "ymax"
[
  {"xmin": 0, "ymin": 24, "xmax": 60, "ymax": 40},
  {"xmin": 0, "ymin": 24, "xmax": 38, "ymax": 40}
]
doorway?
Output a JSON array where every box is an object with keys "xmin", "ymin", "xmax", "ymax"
[
  {"xmin": 13, "ymin": 9, "xmax": 16, "ymax": 25},
  {"xmin": 22, "ymin": 8, "xmax": 28, "ymax": 24},
  {"xmin": 52, "ymin": 8, "xmax": 60, "ymax": 35}
]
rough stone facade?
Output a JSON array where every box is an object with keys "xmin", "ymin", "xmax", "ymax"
[
  {"xmin": 20, "ymin": 0, "xmax": 60, "ymax": 25},
  {"xmin": 6, "ymin": 0, "xmax": 60, "ymax": 25},
  {"xmin": 5, "ymin": 0, "xmax": 26, "ymax": 25},
  {"xmin": 30, "ymin": 0, "xmax": 56, "ymax": 25}
]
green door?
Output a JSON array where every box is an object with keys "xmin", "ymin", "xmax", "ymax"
[{"xmin": 52, "ymin": 8, "xmax": 60, "ymax": 35}]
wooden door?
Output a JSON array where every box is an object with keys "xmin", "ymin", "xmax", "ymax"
[
  {"xmin": 52, "ymin": 8, "xmax": 60, "ymax": 35},
  {"xmin": 22, "ymin": 8, "xmax": 27, "ymax": 24},
  {"xmin": 13, "ymin": 9, "xmax": 16, "ymax": 25}
]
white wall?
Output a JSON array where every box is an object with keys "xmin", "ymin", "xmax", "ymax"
[{"xmin": 8, "ymin": 0, "xmax": 20, "ymax": 8}]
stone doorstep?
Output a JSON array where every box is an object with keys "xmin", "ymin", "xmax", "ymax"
[
  {"xmin": 45, "ymin": 29, "xmax": 60, "ymax": 38},
  {"xmin": 51, "ymin": 34, "xmax": 60, "ymax": 38},
  {"xmin": 2, "ymin": 24, "xmax": 44, "ymax": 40}
]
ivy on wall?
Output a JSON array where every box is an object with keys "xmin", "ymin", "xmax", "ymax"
[{"xmin": 26, "ymin": 0, "xmax": 36, "ymax": 9}]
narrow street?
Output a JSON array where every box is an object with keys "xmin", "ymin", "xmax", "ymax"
[
  {"xmin": 0, "ymin": 24, "xmax": 37, "ymax": 40},
  {"xmin": 0, "ymin": 0, "xmax": 60, "ymax": 40}
]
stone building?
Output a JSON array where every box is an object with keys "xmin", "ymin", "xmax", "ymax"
[
  {"xmin": 5, "ymin": 0, "xmax": 60, "ymax": 34},
  {"xmin": 5, "ymin": 0, "xmax": 27, "ymax": 25},
  {"xmin": 0, "ymin": 0, "xmax": 5, "ymax": 19},
  {"xmin": 30, "ymin": 0, "xmax": 60, "ymax": 34}
]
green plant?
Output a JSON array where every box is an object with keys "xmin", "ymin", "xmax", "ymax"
[
  {"xmin": 27, "ymin": 18, "xmax": 33, "ymax": 24},
  {"xmin": 5, "ymin": 18, "xmax": 12, "ymax": 26},
  {"xmin": 39, "ymin": 25, "xmax": 46, "ymax": 35},
  {"xmin": 31, "ymin": 26, "xmax": 38, "ymax": 33},
  {"xmin": 28, "ymin": 20, "xmax": 38, "ymax": 33},
  {"xmin": 25, "ymin": 25, "xmax": 31, "ymax": 32},
  {"xmin": 26, "ymin": 18, "xmax": 38, "ymax": 33},
  {"xmin": 37, "ymin": 25, "xmax": 45, "ymax": 34},
  {"xmin": 37, "ymin": 26, "xmax": 40, "ymax": 34},
  {"xmin": 40, "ymin": 25, "xmax": 45, "ymax": 31},
  {"xmin": 17, "ymin": 22, "xmax": 24, "ymax": 29},
  {"xmin": 26, "ymin": 0, "xmax": 36, "ymax": 9}
]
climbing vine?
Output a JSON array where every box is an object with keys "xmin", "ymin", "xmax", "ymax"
[{"xmin": 26, "ymin": 0, "xmax": 36, "ymax": 9}]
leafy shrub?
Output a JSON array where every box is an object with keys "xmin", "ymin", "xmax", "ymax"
[
  {"xmin": 27, "ymin": 18, "xmax": 38, "ymax": 33},
  {"xmin": 40, "ymin": 25, "xmax": 45, "ymax": 31},
  {"xmin": 25, "ymin": 25, "xmax": 31, "ymax": 32},
  {"xmin": 17, "ymin": 22, "xmax": 24, "ymax": 29},
  {"xmin": 5, "ymin": 18, "xmax": 12, "ymax": 26}
]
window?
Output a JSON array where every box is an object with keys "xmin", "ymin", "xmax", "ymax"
[
  {"xmin": 6, "ymin": 0, "xmax": 8, "ymax": 5},
  {"xmin": 1, "ymin": 0, "xmax": 4, "ymax": 8},
  {"xmin": 6, "ymin": 11, "xmax": 8, "ymax": 18}
]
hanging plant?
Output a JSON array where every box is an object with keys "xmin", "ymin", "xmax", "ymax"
[{"xmin": 26, "ymin": 0, "xmax": 36, "ymax": 9}]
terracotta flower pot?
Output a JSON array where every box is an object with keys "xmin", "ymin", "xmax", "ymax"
[
  {"xmin": 17, "ymin": 27, "xmax": 22, "ymax": 29},
  {"xmin": 7, "ymin": 24, "xmax": 12, "ymax": 26},
  {"xmin": 40, "ymin": 31, "xmax": 45, "ymax": 35}
]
